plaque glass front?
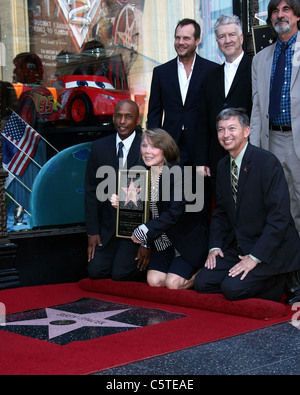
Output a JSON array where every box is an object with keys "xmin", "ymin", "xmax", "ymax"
[{"xmin": 116, "ymin": 169, "xmax": 150, "ymax": 239}]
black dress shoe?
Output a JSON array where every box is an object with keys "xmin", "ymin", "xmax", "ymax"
[
  {"xmin": 285, "ymin": 285, "xmax": 300, "ymax": 305},
  {"xmin": 284, "ymin": 271, "xmax": 300, "ymax": 305}
]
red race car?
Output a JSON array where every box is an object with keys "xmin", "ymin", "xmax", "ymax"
[{"xmin": 18, "ymin": 75, "xmax": 131, "ymax": 127}]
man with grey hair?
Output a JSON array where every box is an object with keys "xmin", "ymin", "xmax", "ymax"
[
  {"xmin": 251, "ymin": 0, "xmax": 300, "ymax": 232},
  {"xmin": 195, "ymin": 108, "xmax": 300, "ymax": 302},
  {"xmin": 251, "ymin": 0, "xmax": 300, "ymax": 303},
  {"xmin": 196, "ymin": 14, "xmax": 252, "ymax": 196}
]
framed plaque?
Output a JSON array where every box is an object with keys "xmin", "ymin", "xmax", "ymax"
[
  {"xmin": 252, "ymin": 25, "xmax": 276, "ymax": 54},
  {"xmin": 116, "ymin": 169, "xmax": 150, "ymax": 239}
]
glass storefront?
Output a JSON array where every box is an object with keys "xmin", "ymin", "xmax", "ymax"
[
  {"xmin": 255, "ymin": 0, "xmax": 270, "ymax": 24},
  {"xmin": 1, "ymin": 0, "xmax": 241, "ymax": 234}
]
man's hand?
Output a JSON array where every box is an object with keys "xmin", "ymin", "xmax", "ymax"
[
  {"xmin": 87, "ymin": 234, "xmax": 102, "ymax": 262},
  {"xmin": 196, "ymin": 166, "xmax": 211, "ymax": 177},
  {"xmin": 205, "ymin": 249, "xmax": 224, "ymax": 270},
  {"xmin": 229, "ymin": 255, "xmax": 258, "ymax": 280},
  {"xmin": 136, "ymin": 246, "xmax": 151, "ymax": 272}
]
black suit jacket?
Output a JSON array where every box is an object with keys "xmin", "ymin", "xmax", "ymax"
[
  {"xmin": 145, "ymin": 165, "xmax": 209, "ymax": 268},
  {"xmin": 211, "ymin": 143, "xmax": 300, "ymax": 276},
  {"xmin": 196, "ymin": 54, "xmax": 252, "ymax": 172},
  {"xmin": 147, "ymin": 54, "xmax": 218, "ymax": 164},
  {"xmin": 85, "ymin": 132, "xmax": 143, "ymax": 247}
]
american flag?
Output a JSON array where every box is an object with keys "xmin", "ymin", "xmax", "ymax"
[{"xmin": 1, "ymin": 113, "xmax": 41, "ymax": 177}]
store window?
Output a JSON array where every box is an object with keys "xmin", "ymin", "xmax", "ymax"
[
  {"xmin": 255, "ymin": 0, "xmax": 270, "ymax": 24},
  {"xmin": 200, "ymin": 0, "xmax": 234, "ymax": 62},
  {"xmin": 249, "ymin": 0, "xmax": 278, "ymax": 55},
  {"xmin": 0, "ymin": 0, "xmax": 234, "ymax": 234}
]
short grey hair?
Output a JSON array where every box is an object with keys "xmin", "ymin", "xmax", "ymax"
[
  {"xmin": 214, "ymin": 14, "xmax": 243, "ymax": 37},
  {"xmin": 216, "ymin": 108, "xmax": 250, "ymax": 129}
]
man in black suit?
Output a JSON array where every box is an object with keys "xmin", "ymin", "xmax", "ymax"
[
  {"xmin": 147, "ymin": 18, "xmax": 218, "ymax": 166},
  {"xmin": 85, "ymin": 99, "xmax": 150, "ymax": 281},
  {"xmin": 196, "ymin": 15, "xmax": 252, "ymax": 193},
  {"xmin": 195, "ymin": 108, "xmax": 300, "ymax": 302}
]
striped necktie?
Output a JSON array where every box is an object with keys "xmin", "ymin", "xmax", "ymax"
[{"xmin": 231, "ymin": 160, "xmax": 238, "ymax": 207}]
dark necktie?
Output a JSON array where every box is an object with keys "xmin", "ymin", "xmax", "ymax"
[
  {"xmin": 269, "ymin": 42, "xmax": 288, "ymax": 119},
  {"xmin": 117, "ymin": 141, "xmax": 124, "ymax": 158},
  {"xmin": 231, "ymin": 160, "xmax": 238, "ymax": 207},
  {"xmin": 117, "ymin": 141, "xmax": 124, "ymax": 169}
]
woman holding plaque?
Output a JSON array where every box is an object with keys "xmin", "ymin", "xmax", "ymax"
[{"xmin": 112, "ymin": 128, "xmax": 209, "ymax": 289}]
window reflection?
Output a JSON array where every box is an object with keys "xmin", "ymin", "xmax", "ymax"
[{"xmin": 0, "ymin": 0, "xmax": 234, "ymax": 233}]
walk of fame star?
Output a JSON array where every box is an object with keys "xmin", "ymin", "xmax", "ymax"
[
  {"xmin": 122, "ymin": 178, "xmax": 141, "ymax": 207},
  {"xmin": 0, "ymin": 299, "xmax": 185, "ymax": 345},
  {"xmin": 5, "ymin": 308, "xmax": 139, "ymax": 340}
]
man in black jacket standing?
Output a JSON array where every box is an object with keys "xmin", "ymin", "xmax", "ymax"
[
  {"xmin": 85, "ymin": 99, "xmax": 149, "ymax": 281},
  {"xmin": 196, "ymin": 15, "xmax": 252, "ymax": 194},
  {"xmin": 147, "ymin": 18, "xmax": 218, "ymax": 166}
]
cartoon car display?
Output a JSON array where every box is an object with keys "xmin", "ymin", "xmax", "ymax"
[{"xmin": 18, "ymin": 75, "xmax": 131, "ymax": 127}]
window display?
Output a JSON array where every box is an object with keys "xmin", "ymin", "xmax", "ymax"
[{"xmin": 0, "ymin": 0, "xmax": 236, "ymax": 234}]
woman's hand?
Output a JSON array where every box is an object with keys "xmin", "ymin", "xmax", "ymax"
[
  {"xmin": 110, "ymin": 194, "xmax": 119, "ymax": 209},
  {"xmin": 131, "ymin": 235, "xmax": 142, "ymax": 244}
]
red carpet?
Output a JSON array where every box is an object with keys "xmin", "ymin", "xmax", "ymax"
[
  {"xmin": 79, "ymin": 279, "xmax": 288, "ymax": 320},
  {"xmin": 0, "ymin": 282, "xmax": 293, "ymax": 375}
]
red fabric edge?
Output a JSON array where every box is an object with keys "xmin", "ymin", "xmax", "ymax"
[{"xmin": 78, "ymin": 279, "xmax": 287, "ymax": 320}]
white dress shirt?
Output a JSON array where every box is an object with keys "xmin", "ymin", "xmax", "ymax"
[
  {"xmin": 116, "ymin": 131, "xmax": 136, "ymax": 166},
  {"xmin": 177, "ymin": 54, "xmax": 196, "ymax": 105},
  {"xmin": 224, "ymin": 51, "xmax": 244, "ymax": 97}
]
